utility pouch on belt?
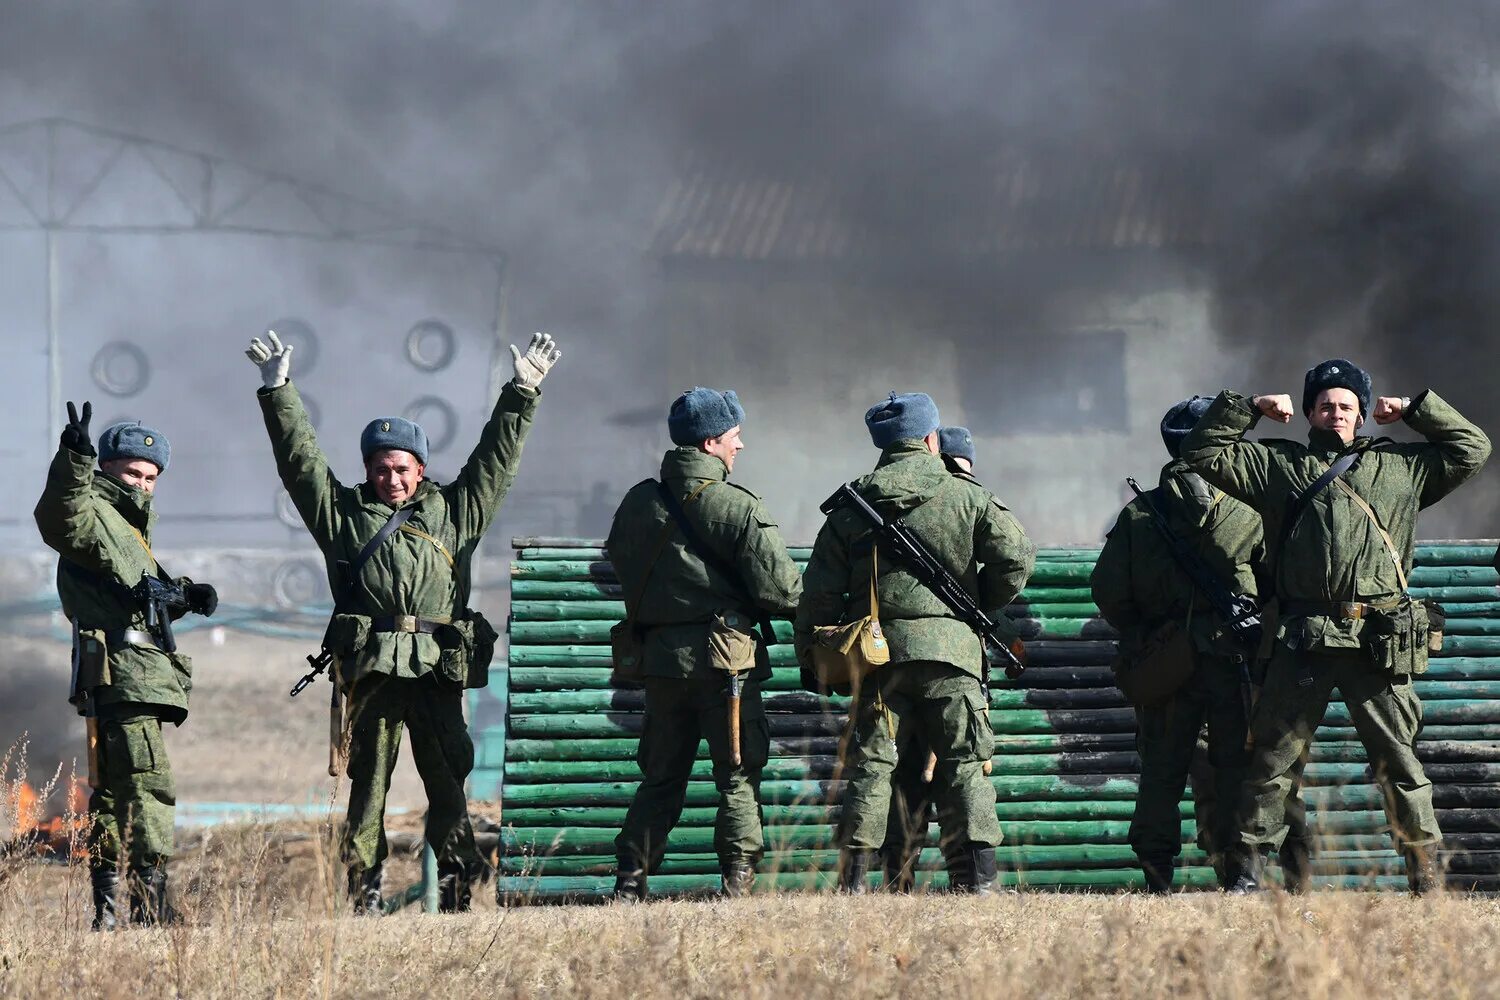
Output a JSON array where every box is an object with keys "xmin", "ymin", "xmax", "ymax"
[
  {"xmin": 707, "ymin": 610, "xmax": 759, "ymax": 673},
  {"xmin": 1114, "ymin": 618, "xmax": 1197, "ymax": 707},
  {"xmin": 71, "ymin": 627, "xmax": 111, "ymax": 706},
  {"xmin": 326, "ymin": 613, "xmax": 373, "ymax": 658},
  {"xmin": 810, "ymin": 546, "xmax": 891, "ymax": 690},
  {"xmin": 1365, "ymin": 597, "xmax": 1430, "ymax": 676},
  {"xmin": 434, "ymin": 611, "xmax": 499, "ymax": 689}
]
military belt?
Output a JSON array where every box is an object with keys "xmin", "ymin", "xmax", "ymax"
[
  {"xmin": 103, "ymin": 627, "xmax": 161, "ymax": 650},
  {"xmin": 370, "ymin": 614, "xmax": 449, "ymax": 635},
  {"xmin": 1281, "ymin": 598, "xmax": 1402, "ymax": 622}
]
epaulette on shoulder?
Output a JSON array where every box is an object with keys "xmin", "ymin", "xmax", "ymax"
[
  {"xmin": 950, "ymin": 471, "xmax": 1010, "ymax": 511},
  {"xmin": 721, "ymin": 481, "xmax": 763, "ymax": 502}
]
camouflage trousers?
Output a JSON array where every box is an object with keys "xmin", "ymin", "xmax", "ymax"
[
  {"xmin": 616, "ymin": 674, "xmax": 770, "ymax": 870},
  {"xmin": 1232, "ymin": 644, "xmax": 1440, "ymax": 859},
  {"xmin": 839, "ymin": 661, "xmax": 1001, "ymax": 851},
  {"xmin": 1131, "ymin": 657, "xmax": 1251, "ymax": 865},
  {"xmin": 343, "ymin": 673, "xmax": 482, "ymax": 875},
  {"xmin": 90, "ymin": 706, "xmax": 175, "ymax": 869}
]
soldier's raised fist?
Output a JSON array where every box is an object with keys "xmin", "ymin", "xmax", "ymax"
[
  {"xmin": 1251, "ymin": 393, "xmax": 1295, "ymax": 423},
  {"xmin": 1372, "ymin": 396, "xmax": 1408, "ymax": 425},
  {"xmin": 245, "ymin": 331, "xmax": 293, "ymax": 389}
]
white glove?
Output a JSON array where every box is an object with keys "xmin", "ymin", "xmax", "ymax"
[
  {"xmin": 245, "ymin": 331, "xmax": 293, "ymax": 389},
  {"xmin": 510, "ymin": 332, "xmax": 562, "ymax": 390}
]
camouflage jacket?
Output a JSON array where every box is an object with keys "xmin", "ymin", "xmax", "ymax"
[
  {"xmin": 1091, "ymin": 460, "xmax": 1266, "ymax": 660},
  {"xmin": 1181, "ymin": 389, "xmax": 1490, "ymax": 644},
  {"xmin": 258, "ymin": 379, "xmax": 538, "ymax": 684},
  {"xmin": 34, "ymin": 446, "xmax": 195, "ymax": 721},
  {"xmin": 795, "ymin": 440, "xmax": 1036, "ymax": 679},
  {"xmin": 607, "ymin": 448, "xmax": 802, "ymax": 681}
]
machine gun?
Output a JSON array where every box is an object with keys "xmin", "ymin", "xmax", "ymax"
[
  {"xmin": 820, "ymin": 483, "xmax": 1026, "ymax": 681},
  {"xmin": 132, "ymin": 573, "xmax": 190, "ymax": 654}
]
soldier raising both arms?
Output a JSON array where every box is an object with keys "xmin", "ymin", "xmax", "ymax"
[
  {"xmin": 1183, "ymin": 359, "xmax": 1491, "ymax": 894},
  {"xmin": 608, "ymin": 388, "xmax": 802, "ymax": 900},
  {"xmin": 34, "ymin": 404, "xmax": 219, "ymax": 929},
  {"xmin": 245, "ymin": 329, "xmax": 560, "ymax": 914}
]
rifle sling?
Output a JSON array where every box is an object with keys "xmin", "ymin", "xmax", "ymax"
[
  {"xmin": 336, "ymin": 505, "xmax": 418, "ymax": 613},
  {"xmin": 620, "ymin": 480, "xmax": 714, "ymax": 629},
  {"xmin": 1276, "ymin": 451, "xmax": 1358, "ymax": 569},
  {"xmin": 1127, "ymin": 476, "xmax": 1249, "ymax": 623},
  {"xmin": 658, "ymin": 480, "xmax": 776, "ymax": 641}
]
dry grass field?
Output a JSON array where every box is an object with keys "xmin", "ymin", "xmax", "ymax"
[
  {"xmin": 6, "ymin": 633, "xmax": 1500, "ymax": 998},
  {"xmin": 1, "ymin": 848, "xmax": 1497, "ymax": 999}
]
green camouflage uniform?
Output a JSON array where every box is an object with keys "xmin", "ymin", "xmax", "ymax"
[
  {"xmin": 608, "ymin": 448, "xmax": 802, "ymax": 877},
  {"xmin": 796, "ymin": 441, "xmax": 1035, "ymax": 858},
  {"xmin": 1182, "ymin": 390, "xmax": 1490, "ymax": 873},
  {"xmin": 1090, "ymin": 460, "xmax": 1266, "ymax": 879},
  {"xmin": 258, "ymin": 379, "xmax": 538, "ymax": 879},
  {"xmin": 34, "ymin": 445, "xmax": 194, "ymax": 871}
]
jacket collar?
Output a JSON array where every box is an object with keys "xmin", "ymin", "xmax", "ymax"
[
  {"xmin": 357, "ymin": 477, "xmax": 438, "ymax": 512},
  {"xmin": 875, "ymin": 438, "xmax": 937, "ymax": 469},
  {"xmin": 94, "ymin": 471, "xmax": 155, "ymax": 532},
  {"xmin": 660, "ymin": 447, "xmax": 729, "ymax": 483},
  {"xmin": 1306, "ymin": 427, "xmax": 1371, "ymax": 460}
]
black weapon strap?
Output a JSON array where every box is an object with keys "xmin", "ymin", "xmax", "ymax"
[
  {"xmin": 1127, "ymin": 476, "xmax": 1248, "ymax": 622},
  {"xmin": 658, "ymin": 480, "xmax": 776, "ymax": 640},
  {"xmin": 338, "ymin": 505, "xmax": 418, "ymax": 610},
  {"xmin": 1276, "ymin": 451, "xmax": 1359, "ymax": 568}
]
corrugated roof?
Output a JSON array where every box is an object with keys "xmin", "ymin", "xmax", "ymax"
[{"xmin": 650, "ymin": 153, "xmax": 1215, "ymax": 263}]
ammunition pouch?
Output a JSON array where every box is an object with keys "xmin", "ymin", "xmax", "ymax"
[
  {"xmin": 706, "ymin": 610, "xmax": 759, "ymax": 674},
  {"xmin": 433, "ymin": 610, "xmax": 499, "ymax": 689},
  {"xmin": 1114, "ymin": 619, "xmax": 1197, "ymax": 707},
  {"xmin": 1363, "ymin": 597, "xmax": 1432, "ymax": 676}
]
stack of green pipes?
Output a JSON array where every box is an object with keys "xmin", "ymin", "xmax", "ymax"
[{"xmin": 492, "ymin": 538, "xmax": 1500, "ymax": 900}]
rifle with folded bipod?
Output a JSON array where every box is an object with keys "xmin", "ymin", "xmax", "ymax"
[{"xmin": 820, "ymin": 482, "xmax": 1026, "ymax": 681}]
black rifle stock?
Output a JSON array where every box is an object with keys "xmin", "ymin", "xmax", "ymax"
[{"xmin": 821, "ymin": 483, "xmax": 1026, "ymax": 680}]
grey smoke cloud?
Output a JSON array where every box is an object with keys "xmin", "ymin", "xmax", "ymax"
[{"xmin": 0, "ymin": 0, "xmax": 1496, "ymax": 543}]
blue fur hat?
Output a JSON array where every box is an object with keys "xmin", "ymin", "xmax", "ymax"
[
  {"xmin": 1302, "ymin": 358, "xmax": 1372, "ymax": 417},
  {"xmin": 1160, "ymin": 396, "xmax": 1213, "ymax": 459},
  {"xmin": 668, "ymin": 387, "xmax": 744, "ymax": 446},
  {"xmin": 865, "ymin": 392, "xmax": 941, "ymax": 449},
  {"xmin": 98, "ymin": 421, "xmax": 170, "ymax": 473},
  {"xmin": 938, "ymin": 426, "xmax": 976, "ymax": 467},
  {"xmin": 361, "ymin": 417, "xmax": 429, "ymax": 465}
]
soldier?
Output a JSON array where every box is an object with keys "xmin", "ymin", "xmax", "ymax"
[
  {"xmin": 609, "ymin": 388, "xmax": 802, "ymax": 900},
  {"xmin": 798, "ymin": 395, "xmax": 1035, "ymax": 893},
  {"xmin": 880, "ymin": 425, "xmax": 982, "ymax": 891},
  {"xmin": 1090, "ymin": 396, "xmax": 1266, "ymax": 893},
  {"xmin": 34, "ymin": 402, "xmax": 220, "ymax": 929},
  {"xmin": 1182, "ymin": 359, "xmax": 1491, "ymax": 894},
  {"xmin": 244, "ymin": 330, "xmax": 561, "ymax": 913}
]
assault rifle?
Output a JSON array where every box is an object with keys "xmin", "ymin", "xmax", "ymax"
[
  {"xmin": 132, "ymin": 573, "xmax": 190, "ymax": 654},
  {"xmin": 820, "ymin": 483, "xmax": 1026, "ymax": 680}
]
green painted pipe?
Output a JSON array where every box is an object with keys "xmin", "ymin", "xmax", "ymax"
[
  {"xmin": 513, "ymin": 546, "xmax": 1105, "ymax": 563},
  {"xmin": 502, "ymin": 732, "xmax": 1144, "ymax": 762},
  {"xmin": 510, "ymin": 598, "xmax": 1104, "ymax": 622}
]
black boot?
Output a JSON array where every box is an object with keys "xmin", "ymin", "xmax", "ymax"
[
  {"xmin": 438, "ymin": 862, "xmax": 473, "ymax": 913},
  {"xmin": 881, "ymin": 845, "xmax": 919, "ymax": 894},
  {"xmin": 1279, "ymin": 839, "xmax": 1312, "ymax": 895},
  {"xmin": 612, "ymin": 866, "xmax": 646, "ymax": 903},
  {"xmin": 130, "ymin": 865, "xmax": 180, "ymax": 927},
  {"xmin": 1224, "ymin": 849, "xmax": 1263, "ymax": 895},
  {"xmin": 839, "ymin": 849, "xmax": 874, "ymax": 894},
  {"xmin": 1404, "ymin": 846, "xmax": 1440, "ymax": 896},
  {"xmin": 719, "ymin": 859, "xmax": 756, "ymax": 898},
  {"xmin": 949, "ymin": 843, "xmax": 997, "ymax": 895},
  {"xmin": 1141, "ymin": 856, "xmax": 1176, "ymax": 895},
  {"xmin": 347, "ymin": 863, "xmax": 384, "ymax": 916},
  {"xmin": 90, "ymin": 866, "xmax": 121, "ymax": 932}
]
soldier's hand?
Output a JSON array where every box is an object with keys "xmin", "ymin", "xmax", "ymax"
[
  {"xmin": 1251, "ymin": 393, "xmax": 1294, "ymax": 423},
  {"xmin": 1372, "ymin": 396, "xmax": 1408, "ymax": 425},
  {"xmin": 245, "ymin": 331, "xmax": 293, "ymax": 389},
  {"xmin": 61, "ymin": 400, "xmax": 95, "ymax": 456},
  {"xmin": 510, "ymin": 332, "xmax": 561, "ymax": 390},
  {"xmin": 185, "ymin": 582, "xmax": 218, "ymax": 618}
]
